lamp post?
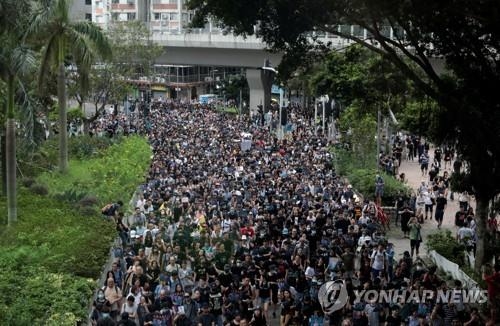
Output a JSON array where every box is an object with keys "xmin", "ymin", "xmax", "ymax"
[
  {"xmin": 279, "ymin": 86, "xmax": 284, "ymax": 139},
  {"xmin": 314, "ymin": 99, "xmax": 318, "ymax": 135}
]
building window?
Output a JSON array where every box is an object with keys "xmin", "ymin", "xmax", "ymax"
[
  {"xmin": 85, "ymin": 0, "xmax": 91, "ymax": 5},
  {"xmin": 111, "ymin": 12, "xmax": 119, "ymax": 21},
  {"xmin": 169, "ymin": 12, "xmax": 178, "ymax": 20},
  {"xmin": 127, "ymin": 13, "xmax": 136, "ymax": 20},
  {"xmin": 154, "ymin": 13, "xmax": 161, "ymax": 21},
  {"xmin": 112, "ymin": 0, "xmax": 119, "ymax": 3},
  {"xmin": 85, "ymin": 13, "xmax": 92, "ymax": 21}
]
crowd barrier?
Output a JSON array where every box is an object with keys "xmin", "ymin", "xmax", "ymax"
[{"xmin": 428, "ymin": 250, "xmax": 479, "ymax": 289}]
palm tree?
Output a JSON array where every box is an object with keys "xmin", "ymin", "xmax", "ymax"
[
  {"xmin": 0, "ymin": 0, "xmax": 36, "ymax": 225},
  {"xmin": 31, "ymin": 0, "xmax": 111, "ymax": 173}
]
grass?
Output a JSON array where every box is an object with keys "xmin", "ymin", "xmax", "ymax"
[{"xmin": 37, "ymin": 135, "xmax": 151, "ymax": 208}]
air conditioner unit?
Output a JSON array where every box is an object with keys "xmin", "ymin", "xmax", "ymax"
[{"xmin": 204, "ymin": 77, "xmax": 213, "ymax": 82}]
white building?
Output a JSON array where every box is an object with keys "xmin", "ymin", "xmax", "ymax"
[{"xmin": 90, "ymin": 0, "xmax": 193, "ymax": 31}]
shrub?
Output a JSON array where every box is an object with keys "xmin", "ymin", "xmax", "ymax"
[
  {"xmin": 22, "ymin": 177, "xmax": 36, "ymax": 188},
  {"xmin": 78, "ymin": 205, "xmax": 98, "ymax": 217},
  {"xmin": 0, "ymin": 136, "xmax": 152, "ymax": 323},
  {"xmin": 53, "ymin": 189, "xmax": 88, "ymax": 204},
  {"xmin": 78, "ymin": 195, "xmax": 99, "ymax": 208},
  {"xmin": 0, "ymin": 189, "xmax": 114, "ymax": 323},
  {"xmin": 18, "ymin": 135, "xmax": 116, "ymax": 179},
  {"xmin": 426, "ymin": 229, "xmax": 466, "ymax": 266},
  {"xmin": 30, "ymin": 183, "xmax": 49, "ymax": 196},
  {"xmin": 333, "ymin": 148, "xmax": 411, "ymax": 205}
]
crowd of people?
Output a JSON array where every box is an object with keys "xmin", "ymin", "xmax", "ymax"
[{"xmin": 89, "ymin": 101, "xmax": 499, "ymax": 326}]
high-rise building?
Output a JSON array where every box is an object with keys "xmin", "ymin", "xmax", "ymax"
[{"xmin": 90, "ymin": 0, "xmax": 193, "ymax": 31}]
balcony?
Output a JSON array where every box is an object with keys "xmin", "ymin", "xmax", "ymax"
[
  {"xmin": 153, "ymin": 4, "xmax": 177, "ymax": 10},
  {"xmin": 110, "ymin": 3, "xmax": 136, "ymax": 10}
]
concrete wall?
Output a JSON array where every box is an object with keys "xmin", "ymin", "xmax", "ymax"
[{"xmin": 69, "ymin": 0, "xmax": 92, "ymax": 21}]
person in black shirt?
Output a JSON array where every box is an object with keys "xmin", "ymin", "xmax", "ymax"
[
  {"xmin": 435, "ymin": 193, "xmax": 447, "ymax": 229},
  {"xmin": 249, "ymin": 307, "xmax": 267, "ymax": 326},
  {"xmin": 385, "ymin": 308, "xmax": 402, "ymax": 326},
  {"xmin": 335, "ymin": 214, "xmax": 350, "ymax": 236},
  {"xmin": 196, "ymin": 303, "xmax": 216, "ymax": 326},
  {"xmin": 255, "ymin": 274, "xmax": 271, "ymax": 321}
]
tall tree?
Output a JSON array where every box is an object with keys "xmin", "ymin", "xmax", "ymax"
[
  {"xmin": 188, "ymin": 0, "xmax": 500, "ymax": 270},
  {"xmin": 30, "ymin": 0, "xmax": 111, "ymax": 173},
  {"xmin": 0, "ymin": 0, "xmax": 36, "ymax": 225},
  {"xmin": 67, "ymin": 21, "xmax": 163, "ymax": 130}
]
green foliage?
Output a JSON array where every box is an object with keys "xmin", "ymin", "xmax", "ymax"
[
  {"xmin": 67, "ymin": 107, "xmax": 85, "ymax": 121},
  {"xmin": 217, "ymin": 106, "xmax": 239, "ymax": 114},
  {"xmin": 426, "ymin": 230, "xmax": 466, "ymax": 266},
  {"xmin": 338, "ymin": 107, "xmax": 377, "ymax": 167},
  {"xmin": 0, "ymin": 252, "xmax": 95, "ymax": 325},
  {"xmin": 21, "ymin": 177, "xmax": 36, "ymax": 188},
  {"xmin": 18, "ymin": 135, "xmax": 116, "ymax": 177},
  {"xmin": 0, "ymin": 189, "xmax": 110, "ymax": 323},
  {"xmin": 334, "ymin": 145, "xmax": 410, "ymax": 204},
  {"xmin": 37, "ymin": 135, "xmax": 151, "ymax": 208},
  {"xmin": 308, "ymin": 45, "xmax": 412, "ymax": 113},
  {"xmin": 0, "ymin": 135, "xmax": 151, "ymax": 323},
  {"xmin": 29, "ymin": 183, "xmax": 49, "ymax": 196}
]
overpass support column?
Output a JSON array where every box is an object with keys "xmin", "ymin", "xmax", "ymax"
[
  {"xmin": 246, "ymin": 66, "xmax": 273, "ymax": 116},
  {"xmin": 247, "ymin": 69, "xmax": 264, "ymax": 116}
]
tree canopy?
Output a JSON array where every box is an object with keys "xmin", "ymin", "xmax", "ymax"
[{"xmin": 188, "ymin": 0, "xmax": 500, "ymax": 269}]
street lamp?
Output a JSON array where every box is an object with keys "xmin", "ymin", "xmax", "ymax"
[
  {"xmin": 260, "ymin": 66, "xmax": 278, "ymax": 74},
  {"xmin": 259, "ymin": 62, "xmax": 277, "ymax": 132}
]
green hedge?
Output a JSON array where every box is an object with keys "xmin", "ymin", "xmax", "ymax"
[
  {"xmin": 333, "ymin": 148, "xmax": 411, "ymax": 204},
  {"xmin": 0, "ymin": 135, "xmax": 152, "ymax": 324}
]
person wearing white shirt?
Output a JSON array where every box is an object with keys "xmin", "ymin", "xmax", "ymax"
[
  {"xmin": 370, "ymin": 244, "xmax": 387, "ymax": 281},
  {"xmin": 121, "ymin": 295, "xmax": 139, "ymax": 324},
  {"xmin": 304, "ymin": 263, "xmax": 315, "ymax": 282},
  {"xmin": 221, "ymin": 217, "xmax": 232, "ymax": 234},
  {"xmin": 358, "ymin": 232, "xmax": 372, "ymax": 247},
  {"xmin": 457, "ymin": 226, "xmax": 473, "ymax": 241},
  {"xmin": 423, "ymin": 190, "xmax": 434, "ymax": 220}
]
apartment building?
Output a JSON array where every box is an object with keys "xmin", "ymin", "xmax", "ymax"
[
  {"xmin": 70, "ymin": 0, "xmax": 93, "ymax": 21},
  {"xmin": 91, "ymin": 0, "xmax": 192, "ymax": 31}
]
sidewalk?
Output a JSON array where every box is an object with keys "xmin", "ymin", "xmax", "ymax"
[{"xmin": 386, "ymin": 148, "xmax": 474, "ymax": 259}]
